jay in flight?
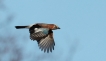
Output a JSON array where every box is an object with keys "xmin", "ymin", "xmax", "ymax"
[{"xmin": 15, "ymin": 23, "xmax": 60, "ymax": 53}]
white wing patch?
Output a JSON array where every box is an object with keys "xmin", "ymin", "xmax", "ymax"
[{"xmin": 34, "ymin": 28, "xmax": 43, "ymax": 33}]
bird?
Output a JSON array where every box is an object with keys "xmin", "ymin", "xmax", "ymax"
[{"xmin": 15, "ymin": 23, "xmax": 60, "ymax": 53}]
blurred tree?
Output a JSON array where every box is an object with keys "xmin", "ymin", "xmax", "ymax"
[{"xmin": 0, "ymin": 0, "xmax": 23, "ymax": 61}]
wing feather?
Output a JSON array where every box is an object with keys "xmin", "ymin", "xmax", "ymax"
[
  {"xmin": 38, "ymin": 33, "xmax": 55, "ymax": 53},
  {"xmin": 30, "ymin": 28, "xmax": 55, "ymax": 53},
  {"xmin": 30, "ymin": 28, "xmax": 49, "ymax": 41}
]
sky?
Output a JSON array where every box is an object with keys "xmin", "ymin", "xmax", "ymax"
[{"xmin": 0, "ymin": 0, "xmax": 106, "ymax": 61}]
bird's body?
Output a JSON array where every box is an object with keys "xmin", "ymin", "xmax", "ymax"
[{"xmin": 15, "ymin": 23, "xmax": 60, "ymax": 53}]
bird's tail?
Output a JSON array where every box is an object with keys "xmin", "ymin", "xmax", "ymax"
[{"xmin": 15, "ymin": 26, "xmax": 29, "ymax": 29}]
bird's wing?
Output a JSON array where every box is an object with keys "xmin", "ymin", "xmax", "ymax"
[
  {"xmin": 38, "ymin": 30, "xmax": 55, "ymax": 53},
  {"xmin": 30, "ymin": 28, "xmax": 49, "ymax": 41}
]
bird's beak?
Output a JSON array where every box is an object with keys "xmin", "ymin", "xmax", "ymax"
[{"xmin": 57, "ymin": 27, "xmax": 60, "ymax": 29}]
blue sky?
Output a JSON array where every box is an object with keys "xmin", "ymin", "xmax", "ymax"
[{"xmin": 0, "ymin": 0, "xmax": 106, "ymax": 61}]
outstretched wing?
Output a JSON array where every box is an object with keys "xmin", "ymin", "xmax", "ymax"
[
  {"xmin": 30, "ymin": 28, "xmax": 49, "ymax": 41},
  {"xmin": 30, "ymin": 28, "xmax": 55, "ymax": 53},
  {"xmin": 38, "ymin": 30, "xmax": 55, "ymax": 53}
]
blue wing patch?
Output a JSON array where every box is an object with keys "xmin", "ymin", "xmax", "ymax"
[
  {"xmin": 35, "ymin": 28, "xmax": 49, "ymax": 34},
  {"xmin": 30, "ymin": 28, "xmax": 50, "ymax": 41},
  {"xmin": 41, "ymin": 28, "xmax": 49, "ymax": 34}
]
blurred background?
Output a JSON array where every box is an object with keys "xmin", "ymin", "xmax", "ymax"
[{"xmin": 0, "ymin": 0, "xmax": 106, "ymax": 61}]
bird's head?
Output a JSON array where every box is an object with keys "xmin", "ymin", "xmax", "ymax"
[{"xmin": 52, "ymin": 25, "xmax": 60, "ymax": 30}]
